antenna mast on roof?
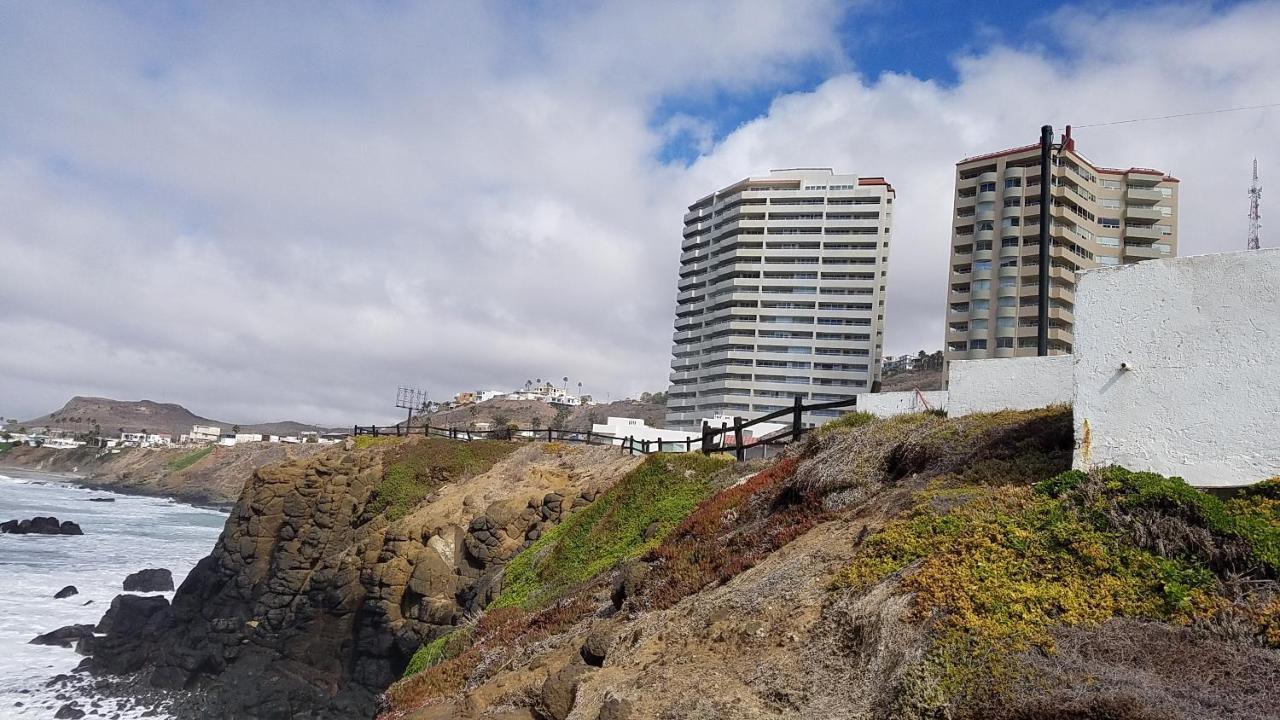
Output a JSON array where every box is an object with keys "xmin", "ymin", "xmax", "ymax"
[{"xmin": 1248, "ymin": 159, "xmax": 1262, "ymax": 250}]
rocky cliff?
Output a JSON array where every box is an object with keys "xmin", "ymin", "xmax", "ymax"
[
  {"xmin": 85, "ymin": 411, "xmax": 1280, "ymax": 720},
  {"xmin": 87, "ymin": 438, "xmax": 640, "ymax": 718}
]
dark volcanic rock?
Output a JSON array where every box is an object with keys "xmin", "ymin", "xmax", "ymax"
[
  {"xmin": 87, "ymin": 498, "xmax": 116, "ymax": 502},
  {"xmin": 1, "ymin": 516, "xmax": 84, "ymax": 535},
  {"xmin": 30, "ymin": 624, "xmax": 96, "ymax": 648},
  {"xmin": 92, "ymin": 595, "xmax": 175, "ymax": 674},
  {"xmin": 55, "ymin": 585, "xmax": 79, "ymax": 599},
  {"xmin": 122, "ymin": 568, "xmax": 173, "ymax": 592},
  {"xmin": 54, "ymin": 703, "xmax": 85, "ymax": 719}
]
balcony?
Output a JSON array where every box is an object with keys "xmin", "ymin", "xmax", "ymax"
[
  {"xmin": 979, "ymin": 171, "xmax": 998, "ymax": 183},
  {"xmin": 1124, "ymin": 225, "xmax": 1163, "ymax": 241},
  {"xmin": 1124, "ymin": 206, "xmax": 1164, "ymax": 222},
  {"xmin": 1123, "ymin": 243, "xmax": 1163, "ymax": 260},
  {"xmin": 1125, "ymin": 187, "xmax": 1164, "ymax": 203}
]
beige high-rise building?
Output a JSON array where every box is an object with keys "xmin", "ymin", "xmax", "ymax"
[
  {"xmin": 665, "ymin": 168, "xmax": 892, "ymax": 431},
  {"xmin": 943, "ymin": 129, "xmax": 1178, "ymax": 362}
]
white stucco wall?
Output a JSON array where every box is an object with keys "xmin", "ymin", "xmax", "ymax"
[
  {"xmin": 1072, "ymin": 249, "xmax": 1280, "ymax": 488},
  {"xmin": 859, "ymin": 390, "xmax": 949, "ymax": 417},
  {"xmin": 947, "ymin": 355, "xmax": 1073, "ymax": 417}
]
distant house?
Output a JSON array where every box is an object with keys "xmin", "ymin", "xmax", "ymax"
[
  {"xmin": 43, "ymin": 437, "xmax": 87, "ymax": 450},
  {"xmin": 182, "ymin": 425, "xmax": 221, "ymax": 444}
]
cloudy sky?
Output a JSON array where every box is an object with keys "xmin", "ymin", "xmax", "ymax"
[{"xmin": 1, "ymin": 0, "xmax": 1277, "ymax": 425}]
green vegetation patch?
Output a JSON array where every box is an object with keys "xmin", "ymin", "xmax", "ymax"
[
  {"xmin": 370, "ymin": 438, "xmax": 517, "ymax": 521},
  {"xmin": 166, "ymin": 446, "xmax": 215, "ymax": 472},
  {"xmin": 402, "ymin": 628, "xmax": 472, "ymax": 677},
  {"xmin": 353, "ymin": 435, "xmax": 401, "ymax": 451},
  {"xmin": 816, "ymin": 410, "xmax": 876, "ymax": 435},
  {"xmin": 836, "ymin": 465, "xmax": 1280, "ymax": 710},
  {"xmin": 0, "ymin": 441, "xmax": 12, "ymax": 456},
  {"xmin": 492, "ymin": 453, "xmax": 731, "ymax": 610},
  {"xmin": 641, "ymin": 455, "xmax": 828, "ymax": 608}
]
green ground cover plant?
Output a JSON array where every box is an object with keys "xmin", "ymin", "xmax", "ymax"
[
  {"xmin": 492, "ymin": 453, "xmax": 730, "ymax": 609},
  {"xmin": 166, "ymin": 446, "xmax": 214, "ymax": 472},
  {"xmin": 369, "ymin": 438, "xmax": 517, "ymax": 520}
]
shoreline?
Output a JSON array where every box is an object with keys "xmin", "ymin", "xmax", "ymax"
[{"xmin": 0, "ymin": 465, "xmax": 235, "ymax": 513}]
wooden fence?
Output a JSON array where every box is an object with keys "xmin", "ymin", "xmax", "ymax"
[{"xmin": 353, "ymin": 395, "xmax": 859, "ymax": 461}]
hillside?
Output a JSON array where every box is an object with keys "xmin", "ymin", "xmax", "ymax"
[
  {"xmin": 76, "ymin": 409, "xmax": 1280, "ymax": 719},
  {"xmin": 16, "ymin": 396, "xmax": 337, "ymax": 438},
  {"xmin": 423, "ymin": 398, "xmax": 665, "ymax": 431},
  {"xmin": 879, "ymin": 365, "xmax": 946, "ymax": 392},
  {"xmin": 0, "ymin": 441, "xmax": 327, "ymax": 506}
]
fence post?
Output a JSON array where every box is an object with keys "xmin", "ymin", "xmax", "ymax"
[
  {"xmin": 733, "ymin": 417, "xmax": 745, "ymax": 462},
  {"xmin": 700, "ymin": 420, "xmax": 711, "ymax": 456},
  {"xmin": 643, "ymin": 439, "xmax": 650, "ymax": 454},
  {"xmin": 656, "ymin": 436, "xmax": 662, "ymax": 454},
  {"xmin": 586, "ymin": 430, "xmax": 592, "ymax": 445},
  {"xmin": 792, "ymin": 395, "xmax": 804, "ymax": 440},
  {"xmin": 547, "ymin": 428, "xmax": 553, "ymax": 442},
  {"xmin": 352, "ymin": 425, "xmax": 358, "ymax": 437},
  {"xmin": 685, "ymin": 436, "xmax": 691, "ymax": 454},
  {"xmin": 373, "ymin": 426, "xmax": 379, "ymax": 437}
]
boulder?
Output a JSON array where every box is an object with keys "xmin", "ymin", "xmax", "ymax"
[
  {"xmin": 539, "ymin": 663, "xmax": 593, "ymax": 720},
  {"xmin": 60, "ymin": 521, "xmax": 84, "ymax": 535},
  {"xmin": 54, "ymin": 585, "xmax": 79, "ymax": 599},
  {"xmin": 598, "ymin": 697, "xmax": 634, "ymax": 720},
  {"xmin": 581, "ymin": 625, "xmax": 615, "ymax": 667},
  {"xmin": 122, "ymin": 568, "xmax": 174, "ymax": 592},
  {"xmin": 30, "ymin": 624, "xmax": 96, "ymax": 648},
  {"xmin": 610, "ymin": 561, "xmax": 649, "ymax": 609},
  {"xmin": 54, "ymin": 703, "xmax": 85, "ymax": 719}
]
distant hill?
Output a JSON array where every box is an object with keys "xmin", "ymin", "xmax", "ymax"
[
  {"xmin": 422, "ymin": 398, "xmax": 665, "ymax": 431},
  {"xmin": 18, "ymin": 396, "xmax": 337, "ymax": 438}
]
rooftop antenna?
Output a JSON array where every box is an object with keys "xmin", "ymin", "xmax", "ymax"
[
  {"xmin": 395, "ymin": 387, "xmax": 428, "ymax": 429},
  {"xmin": 1248, "ymin": 159, "xmax": 1262, "ymax": 250}
]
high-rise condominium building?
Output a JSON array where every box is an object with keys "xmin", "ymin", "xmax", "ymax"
[
  {"xmin": 944, "ymin": 129, "xmax": 1178, "ymax": 362},
  {"xmin": 665, "ymin": 168, "xmax": 893, "ymax": 431}
]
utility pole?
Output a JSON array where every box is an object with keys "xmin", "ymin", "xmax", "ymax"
[
  {"xmin": 1248, "ymin": 159, "xmax": 1262, "ymax": 250},
  {"xmin": 1037, "ymin": 125, "xmax": 1054, "ymax": 356}
]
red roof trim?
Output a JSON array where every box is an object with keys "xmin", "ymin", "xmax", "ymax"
[
  {"xmin": 858, "ymin": 177, "xmax": 895, "ymax": 193},
  {"xmin": 957, "ymin": 143, "xmax": 1039, "ymax": 165}
]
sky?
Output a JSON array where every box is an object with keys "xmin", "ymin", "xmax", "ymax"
[{"xmin": 1, "ymin": 0, "xmax": 1277, "ymax": 426}]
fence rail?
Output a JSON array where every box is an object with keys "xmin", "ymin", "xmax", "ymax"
[{"xmin": 354, "ymin": 395, "xmax": 859, "ymax": 460}]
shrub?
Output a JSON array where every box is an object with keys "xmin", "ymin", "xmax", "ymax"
[
  {"xmin": 818, "ymin": 411, "xmax": 877, "ymax": 435},
  {"xmin": 834, "ymin": 483, "xmax": 1218, "ymax": 705},
  {"xmin": 641, "ymin": 455, "xmax": 826, "ymax": 608},
  {"xmin": 166, "ymin": 446, "xmax": 214, "ymax": 472},
  {"xmin": 492, "ymin": 453, "xmax": 730, "ymax": 609}
]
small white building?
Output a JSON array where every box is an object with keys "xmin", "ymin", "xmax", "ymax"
[
  {"xmin": 477, "ymin": 390, "xmax": 508, "ymax": 403},
  {"xmin": 184, "ymin": 425, "xmax": 221, "ymax": 444},
  {"xmin": 43, "ymin": 437, "xmax": 87, "ymax": 450}
]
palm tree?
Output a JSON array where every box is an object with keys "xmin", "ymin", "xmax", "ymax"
[
  {"xmin": 563, "ymin": 376, "xmax": 569, "ymax": 392},
  {"xmin": 231, "ymin": 425, "xmax": 241, "ymax": 435}
]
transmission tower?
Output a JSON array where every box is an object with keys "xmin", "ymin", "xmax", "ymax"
[{"xmin": 1248, "ymin": 159, "xmax": 1262, "ymax": 250}]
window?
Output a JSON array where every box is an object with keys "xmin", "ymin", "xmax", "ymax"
[
  {"xmin": 999, "ymin": 277, "xmax": 1016, "ymax": 288},
  {"xmin": 972, "ymin": 319, "xmax": 989, "ymax": 330},
  {"xmin": 1159, "ymin": 206, "xmax": 1173, "ymax": 217},
  {"xmin": 1005, "ymin": 178, "xmax": 1022, "ymax": 188},
  {"xmin": 997, "ymin": 317, "xmax": 1015, "ymax": 328},
  {"xmin": 1101, "ymin": 179, "xmax": 1122, "ymax": 190},
  {"xmin": 1003, "ymin": 197, "xmax": 1021, "ymax": 208},
  {"xmin": 999, "ymin": 259, "xmax": 1017, "ymax": 268},
  {"xmin": 979, "ymin": 182, "xmax": 996, "ymax": 193},
  {"xmin": 1097, "ymin": 256, "xmax": 1120, "ymax": 266},
  {"xmin": 1100, "ymin": 217, "xmax": 1120, "ymax": 229},
  {"xmin": 1154, "ymin": 243, "xmax": 1172, "ymax": 254},
  {"xmin": 973, "ymin": 279, "xmax": 991, "ymax": 291},
  {"xmin": 975, "ymin": 260, "xmax": 992, "ymax": 271},
  {"xmin": 1002, "ymin": 237, "xmax": 1020, "ymax": 248},
  {"xmin": 971, "ymin": 339, "xmax": 988, "ymax": 350},
  {"xmin": 1101, "ymin": 198, "xmax": 1121, "ymax": 209},
  {"xmin": 998, "ymin": 296, "xmax": 1016, "ymax": 307},
  {"xmin": 1158, "ymin": 225, "xmax": 1173, "ymax": 236},
  {"xmin": 1002, "ymin": 217, "xmax": 1020, "ymax": 228},
  {"xmin": 1097, "ymin": 236, "xmax": 1120, "ymax": 248},
  {"xmin": 977, "ymin": 220, "xmax": 994, "ymax": 231},
  {"xmin": 975, "ymin": 239, "xmax": 993, "ymax": 251},
  {"xmin": 1159, "ymin": 187, "xmax": 1173, "ymax": 197},
  {"xmin": 997, "ymin": 338, "xmax": 1014, "ymax": 348},
  {"xmin": 972, "ymin": 299, "xmax": 990, "ymax": 312}
]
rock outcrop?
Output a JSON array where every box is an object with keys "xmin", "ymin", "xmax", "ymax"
[
  {"xmin": 122, "ymin": 568, "xmax": 174, "ymax": 592},
  {"xmin": 86, "ymin": 440, "xmax": 639, "ymax": 719},
  {"xmin": 55, "ymin": 585, "xmax": 79, "ymax": 599},
  {"xmin": 1, "ymin": 516, "xmax": 83, "ymax": 535}
]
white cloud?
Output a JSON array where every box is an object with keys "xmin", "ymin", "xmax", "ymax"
[{"xmin": 0, "ymin": 1, "xmax": 1277, "ymax": 425}]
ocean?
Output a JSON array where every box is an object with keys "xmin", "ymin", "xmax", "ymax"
[{"xmin": 0, "ymin": 469, "xmax": 226, "ymax": 719}]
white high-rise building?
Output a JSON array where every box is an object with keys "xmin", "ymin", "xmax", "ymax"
[{"xmin": 665, "ymin": 168, "xmax": 893, "ymax": 431}]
